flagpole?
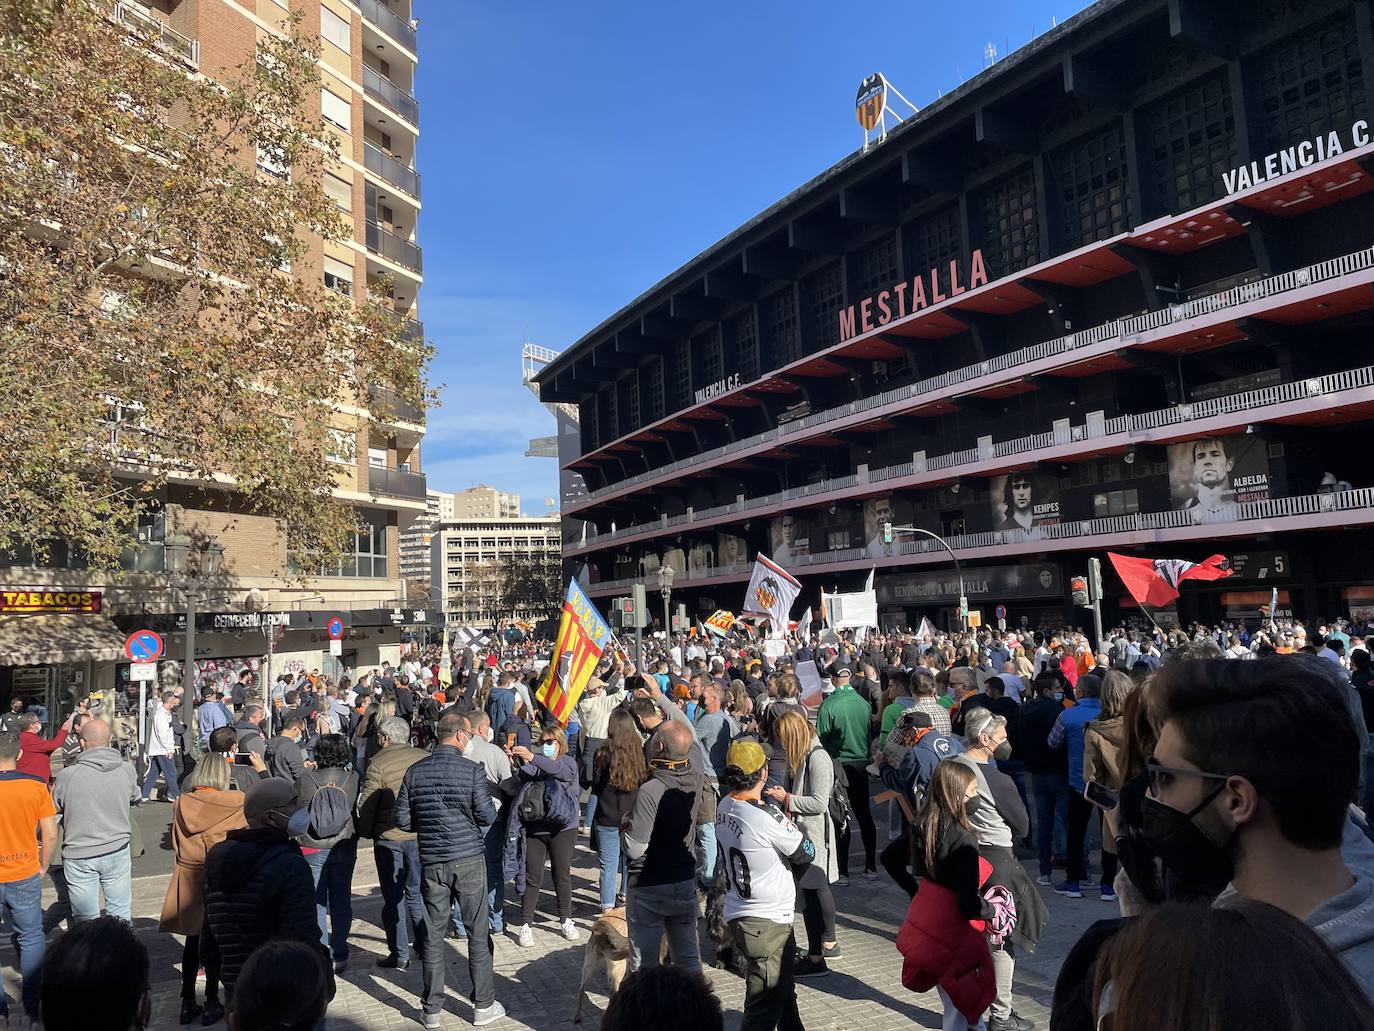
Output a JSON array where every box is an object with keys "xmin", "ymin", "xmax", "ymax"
[{"xmin": 1140, "ymin": 603, "xmax": 1168, "ymax": 641}]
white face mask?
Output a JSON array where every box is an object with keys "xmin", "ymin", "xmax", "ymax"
[{"xmin": 461, "ymin": 740, "xmax": 476, "ymax": 757}]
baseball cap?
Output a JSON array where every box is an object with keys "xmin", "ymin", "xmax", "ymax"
[
  {"xmin": 243, "ymin": 778, "xmax": 310, "ymax": 836},
  {"xmin": 833, "ymin": 666, "xmax": 852, "ymax": 677},
  {"xmin": 725, "ymin": 739, "xmax": 767, "ymax": 777}
]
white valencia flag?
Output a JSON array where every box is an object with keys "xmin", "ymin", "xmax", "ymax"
[{"xmin": 742, "ymin": 555, "xmax": 802, "ymax": 633}]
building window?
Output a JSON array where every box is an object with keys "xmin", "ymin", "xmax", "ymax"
[
  {"xmin": 1143, "ymin": 70, "xmax": 1236, "ymax": 216},
  {"xmin": 804, "ymin": 261, "xmax": 844, "ymax": 352},
  {"xmin": 320, "ymin": 6, "xmax": 350, "ymax": 52},
  {"xmin": 321, "ymin": 88, "xmax": 351, "ymax": 131},
  {"xmin": 727, "ymin": 307, "xmax": 759, "ymax": 382},
  {"xmin": 256, "ymin": 143, "xmax": 289, "ymax": 180},
  {"xmin": 323, "ymin": 255, "xmax": 353, "ymax": 296},
  {"xmin": 642, "ymin": 358, "xmax": 664, "ymax": 422},
  {"xmin": 264, "ymin": 232, "xmax": 291, "ymax": 272},
  {"xmin": 980, "ymin": 167, "xmax": 1040, "ymax": 276},
  {"xmin": 1093, "ymin": 489, "xmax": 1140, "ymax": 517},
  {"xmin": 853, "ymin": 234, "xmax": 899, "ymax": 297},
  {"xmin": 325, "ymin": 427, "xmax": 356, "ymax": 464},
  {"xmin": 324, "ymin": 171, "xmax": 352, "ymax": 211},
  {"xmin": 906, "ymin": 203, "xmax": 962, "ymax": 292},
  {"xmin": 1257, "ymin": 15, "xmax": 1365, "ymax": 153},
  {"xmin": 765, "ymin": 289, "xmax": 799, "ymax": 368},
  {"xmin": 367, "ymin": 446, "xmax": 387, "ymax": 468},
  {"xmin": 696, "ymin": 325, "xmax": 724, "ymax": 385},
  {"xmin": 1050, "ymin": 122, "xmax": 1131, "ymax": 248},
  {"xmin": 669, "ymin": 340, "xmax": 691, "ymax": 410}
]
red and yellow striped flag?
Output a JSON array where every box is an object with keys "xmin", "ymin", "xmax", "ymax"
[{"xmin": 536, "ymin": 579, "xmax": 613, "ymax": 725}]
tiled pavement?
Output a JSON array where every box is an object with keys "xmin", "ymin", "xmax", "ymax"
[{"xmin": 4, "ymin": 819, "xmax": 1112, "ymax": 1031}]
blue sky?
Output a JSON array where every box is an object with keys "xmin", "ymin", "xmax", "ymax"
[{"xmin": 413, "ymin": 0, "xmax": 1093, "ymax": 513}]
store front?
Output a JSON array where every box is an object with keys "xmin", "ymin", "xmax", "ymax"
[{"xmin": 0, "ymin": 591, "xmax": 126, "ymax": 730}]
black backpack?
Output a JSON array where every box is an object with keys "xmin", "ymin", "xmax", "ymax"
[{"xmin": 808, "ymin": 747, "xmax": 854, "ymax": 837}]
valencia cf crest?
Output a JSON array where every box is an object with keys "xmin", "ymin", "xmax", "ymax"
[
  {"xmin": 855, "ymin": 73, "xmax": 888, "ymax": 131},
  {"xmin": 754, "ymin": 575, "xmax": 781, "ymax": 612}
]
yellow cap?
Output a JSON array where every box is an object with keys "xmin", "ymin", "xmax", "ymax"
[{"xmin": 725, "ymin": 739, "xmax": 767, "ymax": 776}]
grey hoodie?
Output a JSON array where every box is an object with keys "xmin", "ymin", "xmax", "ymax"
[{"xmin": 51, "ymin": 747, "xmax": 140, "ymax": 860}]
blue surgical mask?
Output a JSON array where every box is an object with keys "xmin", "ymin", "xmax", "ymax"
[{"xmin": 541, "ymin": 743, "xmax": 557, "ymax": 759}]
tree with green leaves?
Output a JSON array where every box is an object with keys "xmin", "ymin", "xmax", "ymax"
[{"xmin": 0, "ymin": 0, "xmax": 434, "ymax": 572}]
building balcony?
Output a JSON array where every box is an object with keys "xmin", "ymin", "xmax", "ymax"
[
  {"xmin": 363, "ymin": 142, "xmax": 420, "ymax": 201},
  {"xmin": 366, "ymin": 221, "xmax": 422, "ymax": 273},
  {"xmin": 368, "ymin": 384, "xmax": 425, "ymax": 425},
  {"xmin": 359, "ymin": 0, "xmax": 416, "ymax": 52},
  {"xmin": 113, "ymin": 1, "xmax": 198, "ymax": 69},
  {"xmin": 368, "ymin": 466, "xmax": 427, "ymax": 500},
  {"xmin": 363, "ymin": 66, "xmax": 419, "ymax": 126}
]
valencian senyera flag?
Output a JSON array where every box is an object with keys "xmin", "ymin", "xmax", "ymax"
[
  {"xmin": 537, "ymin": 579, "xmax": 614, "ymax": 725},
  {"xmin": 742, "ymin": 554, "xmax": 802, "ymax": 634}
]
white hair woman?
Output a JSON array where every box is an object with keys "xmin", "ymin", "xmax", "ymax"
[{"xmin": 954, "ymin": 708, "xmax": 1048, "ymax": 1031}]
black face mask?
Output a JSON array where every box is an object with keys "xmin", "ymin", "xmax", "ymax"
[
  {"xmin": 964, "ymin": 798, "xmax": 981, "ymax": 818},
  {"xmin": 1140, "ymin": 788, "xmax": 1235, "ymax": 890},
  {"xmin": 992, "ymin": 740, "xmax": 1013, "ymax": 762}
]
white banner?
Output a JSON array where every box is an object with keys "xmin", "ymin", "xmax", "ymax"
[{"xmin": 823, "ymin": 588, "xmax": 878, "ymax": 630}]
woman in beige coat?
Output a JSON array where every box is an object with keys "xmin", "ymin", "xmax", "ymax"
[
  {"xmin": 766, "ymin": 709, "xmax": 840, "ymax": 976},
  {"xmin": 160, "ymin": 748, "xmax": 264, "ymax": 1025},
  {"xmin": 1083, "ymin": 670, "xmax": 1135, "ymax": 913}
]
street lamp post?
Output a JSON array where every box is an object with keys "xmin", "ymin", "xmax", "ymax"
[
  {"xmin": 657, "ymin": 564, "xmax": 675, "ymax": 636},
  {"xmin": 889, "ymin": 525, "xmax": 967, "ymax": 632},
  {"xmin": 164, "ymin": 533, "xmax": 224, "ymax": 733}
]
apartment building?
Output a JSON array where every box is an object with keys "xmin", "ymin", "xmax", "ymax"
[
  {"xmin": 0, "ymin": 0, "xmax": 428, "ymax": 718},
  {"xmin": 430, "ymin": 515, "xmax": 561, "ymax": 627}
]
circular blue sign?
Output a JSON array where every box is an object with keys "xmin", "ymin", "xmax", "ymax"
[
  {"xmin": 327, "ymin": 616, "xmax": 345, "ymax": 640},
  {"xmin": 125, "ymin": 629, "xmax": 164, "ymax": 662}
]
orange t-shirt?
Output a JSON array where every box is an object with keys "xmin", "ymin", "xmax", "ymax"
[{"xmin": 0, "ymin": 771, "xmax": 55, "ymax": 882}]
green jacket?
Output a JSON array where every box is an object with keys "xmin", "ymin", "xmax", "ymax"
[{"xmin": 817, "ymin": 687, "xmax": 872, "ymax": 764}]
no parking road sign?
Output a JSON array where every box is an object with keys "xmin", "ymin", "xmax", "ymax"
[
  {"xmin": 327, "ymin": 616, "xmax": 346, "ymax": 640},
  {"xmin": 124, "ymin": 629, "xmax": 165, "ymax": 662}
]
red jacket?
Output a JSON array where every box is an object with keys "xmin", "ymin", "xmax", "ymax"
[
  {"xmin": 895, "ymin": 856, "xmax": 996, "ymax": 1022},
  {"xmin": 18, "ymin": 727, "xmax": 67, "ymax": 784}
]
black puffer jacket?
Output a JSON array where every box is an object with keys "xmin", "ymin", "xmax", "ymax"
[
  {"xmin": 201, "ymin": 827, "xmax": 329, "ymax": 997},
  {"xmin": 394, "ymin": 744, "xmax": 495, "ymax": 862}
]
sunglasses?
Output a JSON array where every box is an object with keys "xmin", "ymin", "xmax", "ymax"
[{"xmin": 1146, "ymin": 757, "xmax": 1229, "ymax": 797}]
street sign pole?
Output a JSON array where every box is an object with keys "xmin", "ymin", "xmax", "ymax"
[{"xmin": 1088, "ymin": 556, "xmax": 1105, "ymax": 655}]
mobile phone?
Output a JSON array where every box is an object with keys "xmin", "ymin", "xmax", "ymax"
[
  {"xmin": 1084, "ymin": 780, "xmax": 1118, "ymax": 812},
  {"xmin": 233, "ymin": 752, "xmax": 255, "ymax": 766}
]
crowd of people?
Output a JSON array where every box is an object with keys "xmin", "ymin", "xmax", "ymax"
[{"xmin": 0, "ymin": 614, "xmax": 1373, "ymax": 1030}]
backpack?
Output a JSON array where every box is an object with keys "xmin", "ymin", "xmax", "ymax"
[
  {"xmin": 807, "ymin": 747, "xmax": 854, "ymax": 838},
  {"xmin": 307, "ymin": 780, "xmax": 353, "ymax": 839},
  {"xmin": 516, "ymin": 775, "xmax": 577, "ymax": 830}
]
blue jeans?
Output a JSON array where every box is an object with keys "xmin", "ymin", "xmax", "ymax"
[
  {"xmin": 374, "ymin": 839, "xmax": 424, "ymax": 962},
  {"xmin": 140, "ymin": 755, "xmax": 180, "ymax": 800},
  {"xmin": 65, "ymin": 846, "xmax": 132, "ymax": 922},
  {"xmin": 0, "ymin": 873, "xmax": 44, "ymax": 1018},
  {"xmin": 594, "ymin": 824, "xmax": 628, "ymax": 910},
  {"xmin": 304, "ymin": 839, "xmax": 357, "ymax": 961},
  {"xmin": 1030, "ymin": 772, "xmax": 1071, "ymax": 877},
  {"xmin": 483, "ymin": 811, "xmax": 509, "ymax": 932},
  {"xmin": 697, "ymin": 819, "xmax": 717, "ymax": 887}
]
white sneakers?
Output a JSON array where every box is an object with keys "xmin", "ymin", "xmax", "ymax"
[
  {"xmin": 511, "ymin": 920, "xmax": 578, "ymax": 945},
  {"xmin": 515, "ymin": 924, "xmax": 534, "ymax": 948},
  {"xmin": 422, "ymin": 1011, "xmax": 442, "ymax": 1029},
  {"xmin": 560, "ymin": 918, "xmax": 580, "ymax": 941},
  {"xmin": 473, "ymin": 1001, "xmax": 507, "ymax": 1026}
]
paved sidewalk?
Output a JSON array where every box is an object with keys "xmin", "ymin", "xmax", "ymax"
[{"xmin": 4, "ymin": 825, "xmax": 1109, "ymax": 1030}]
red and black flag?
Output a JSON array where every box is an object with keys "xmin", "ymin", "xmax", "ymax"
[{"xmin": 1107, "ymin": 553, "xmax": 1232, "ymax": 607}]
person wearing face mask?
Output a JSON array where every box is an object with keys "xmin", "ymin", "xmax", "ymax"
[
  {"xmin": 954, "ymin": 709, "xmax": 1045, "ymax": 1031},
  {"xmin": 897, "ymin": 761, "xmax": 1000, "ymax": 1031},
  {"xmin": 1143, "ymin": 657, "xmax": 1374, "ymax": 997},
  {"xmin": 1047, "ymin": 672, "xmax": 1103, "ymax": 899},
  {"xmin": 462, "ymin": 711, "xmax": 513, "ymax": 936},
  {"xmin": 355, "ymin": 717, "xmax": 428, "ymax": 971},
  {"xmin": 507, "ymin": 728, "xmax": 581, "ymax": 947}
]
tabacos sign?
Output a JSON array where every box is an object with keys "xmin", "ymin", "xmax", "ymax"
[
  {"xmin": 1222, "ymin": 120, "xmax": 1371, "ymax": 193},
  {"xmin": 1, "ymin": 589, "xmax": 102, "ymax": 613},
  {"xmin": 838, "ymin": 249, "xmax": 990, "ymax": 343}
]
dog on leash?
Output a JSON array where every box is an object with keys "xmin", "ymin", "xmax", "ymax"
[
  {"xmin": 703, "ymin": 866, "xmax": 747, "ymax": 977},
  {"xmin": 573, "ymin": 907, "xmax": 669, "ymax": 1022}
]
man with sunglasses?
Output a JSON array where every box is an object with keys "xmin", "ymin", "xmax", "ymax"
[{"xmin": 1147, "ymin": 656, "xmax": 1374, "ymax": 996}]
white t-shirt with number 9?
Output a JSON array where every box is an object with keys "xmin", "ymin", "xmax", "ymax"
[{"xmin": 714, "ymin": 795, "xmax": 812, "ymax": 924}]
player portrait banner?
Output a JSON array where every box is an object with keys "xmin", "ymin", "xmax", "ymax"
[
  {"xmin": 536, "ymin": 579, "xmax": 613, "ymax": 725},
  {"xmin": 742, "ymin": 554, "xmax": 802, "ymax": 632}
]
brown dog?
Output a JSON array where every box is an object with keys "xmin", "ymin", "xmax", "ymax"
[{"xmin": 572, "ymin": 906, "xmax": 668, "ymax": 1022}]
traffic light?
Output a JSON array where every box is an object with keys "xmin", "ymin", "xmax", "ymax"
[
  {"xmin": 1087, "ymin": 557, "xmax": 1103, "ymax": 604},
  {"xmin": 1071, "ymin": 575, "xmax": 1090, "ymax": 608},
  {"xmin": 611, "ymin": 597, "xmax": 635, "ymax": 628},
  {"xmin": 882, "ymin": 521, "xmax": 894, "ymax": 544},
  {"xmin": 631, "ymin": 584, "xmax": 648, "ymax": 629}
]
